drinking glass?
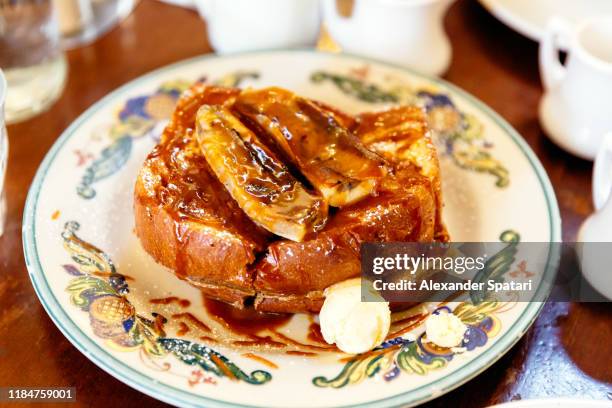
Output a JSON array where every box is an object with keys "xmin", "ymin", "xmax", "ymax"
[
  {"xmin": 0, "ymin": 0, "xmax": 67, "ymax": 124},
  {"xmin": 53, "ymin": 0, "xmax": 138, "ymax": 49},
  {"xmin": 0, "ymin": 70, "xmax": 8, "ymax": 236}
]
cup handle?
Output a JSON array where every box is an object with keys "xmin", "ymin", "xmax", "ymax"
[
  {"xmin": 539, "ymin": 17, "xmax": 572, "ymax": 90},
  {"xmin": 593, "ymin": 132, "xmax": 612, "ymax": 211}
]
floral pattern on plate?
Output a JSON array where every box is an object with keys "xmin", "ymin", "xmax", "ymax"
[
  {"xmin": 311, "ymin": 68, "xmax": 510, "ymax": 187},
  {"xmin": 61, "ymin": 215, "xmax": 522, "ymax": 389},
  {"xmin": 62, "ymin": 220, "xmax": 273, "ymax": 385},
  {"xmin": 76, "ymin": 71, "xmax": 259, "ymax": 199},
  {"xmin": 313, "ymin": 230, "xmax": 521, "ymax": 388}
]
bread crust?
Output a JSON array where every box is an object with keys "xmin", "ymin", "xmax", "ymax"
[{"xmin": 134, "ymin": 85, "xmax": 447, "ymax": 313}]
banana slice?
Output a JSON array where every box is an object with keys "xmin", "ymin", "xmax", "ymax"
[
  {"xmin": 195, "ymin": 104, "xmax": 328, "ymax": 242},
  {"xmin": 234, "ymin": 87, "xmax": 388, "ymax": 207}
]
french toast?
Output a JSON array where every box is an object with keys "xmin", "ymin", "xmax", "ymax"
[{"xmin": 134, "ymin": 84, "xmax": 447, "ymax": 313}]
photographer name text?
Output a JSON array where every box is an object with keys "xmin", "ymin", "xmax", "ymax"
[{"xmin": 372, "ymin": 279, "xmax": 533, "ymax": 292}]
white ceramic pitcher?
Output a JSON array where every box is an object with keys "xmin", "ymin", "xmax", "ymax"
[
  {"xmin": 577, "ymin": 132, "xmax": 612, "ymax": 299},
  {"xmin": 322, "ymin": 0, "xmax": 454, "ymax": 76},
  {"xmin": 539, "ymin": 16, "xmax": 612, "ymax": 160},
  {"xmin": 194, "ymin": 0, "xmax": 321, "ymax": 54}
]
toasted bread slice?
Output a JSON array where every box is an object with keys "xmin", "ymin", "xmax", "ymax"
[
  {"xmin": 134, "ymin": 85, "xmax": 447, "ymax": 313},
  {"xmin": 134, "ymin": 84, "xmax": 271, "ymax": 307},
  {"xmin": 253, "ymin": 167, "xmax": 438, "ymax": 312},
  {"xmin": 354, "ymin": 106, "xmax": 448, "ymax": 242}
]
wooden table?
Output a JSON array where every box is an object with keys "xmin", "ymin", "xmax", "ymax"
[{"xmin": 1, "ymin": 0, "xmax": 610, "ymax": 406}]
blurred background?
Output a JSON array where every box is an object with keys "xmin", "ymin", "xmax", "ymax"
[{"xmin": 0, "ymin": 1, "xmax": 610, "ymax": 407}]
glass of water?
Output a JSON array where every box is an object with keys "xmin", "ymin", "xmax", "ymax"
[
  {"xmin": 54, "ymin": 0, "xmax": 138, "ymax": 49},
  {"xmin": 0, "ymin": 0, "xmax": 67, "ymax": 124},
  {"xmin": 0, "ymin": 70, "xmax": 8, "ymax": 236}
]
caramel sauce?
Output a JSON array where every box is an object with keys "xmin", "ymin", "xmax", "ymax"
[
  {"xmin": 307, "ymin": 322, "xmax": 327, "ymax": 344},
  {"xmin": 232, "ymin": 338, "xmax": 285, "ymax": 348},
  {"xmin": 203, "ymin": 297, "xmax": 291, "ymax": 337},
  {"xmin": 202, "ymin": 297, "xmax": 338, "ymax": 351},
  {"xmin": 354, "ymin": 107, "xmax": 435, "ymax": 176},
  {"xmin": 388, "ymin": 312, "xmax": 428, "ymax": 339},
  {"xmin": 150, "ymin": 84, "xmax": 270, "ymax": 247},
  {"xmin": 285, "ymin": 350, "xmax": 318, "ymax": 357},
  {"xmin": 172, "ymin": 312, "xmax": 212, "ymax": 333},
  {"xmin": 152, "ymin": 313, "xmax": 167, "ymax": 336},
  {"xmin": 177, "ymin": 321, "xmax": 190, "ymax": 336},
  {"xmin": 145, "ymin": 85, "xmax": 270, "ymax": 286},
  {"xmin": 149, "ymin": 296, "xmax": 191, "ymax": 308},
  {"xmin": 242, "ymin": 353, "xmax": 279, "ymax": 369},
  {"xmin": 234, "ymin": 88, "xmax": 388, "ymax": 207},
  {"xmin": 196, "ymin": 104, "xmax": 329, "ymax": 240},
  {"xmin": 270, "ymin": 330, "xmax": 334, "ymax": 351}
]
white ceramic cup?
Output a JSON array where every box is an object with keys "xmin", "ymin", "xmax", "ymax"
[
  {"xmin": 0, "ymin": 70, "xmax": 8, "ymax": 236},
  {"xmin": 577, "ymin": 132, "xmax": 612, "ymax": 299},
  {"xmin": 194, "ymin": 0, "xmax": 321, "ymax": 54},
  {"xmin": 539, "ymin": 16, "xmax": 612, "ymax": 160},
  {"xmin": 322, "ymin": 0, "xmax": 454, "ymax": 76}
]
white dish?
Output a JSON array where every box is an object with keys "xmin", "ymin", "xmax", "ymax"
[
  {"xmin": 23, "ymin": 50, "xmax": 560, "ymax": 408},
  {"xmin": 478, "ymin": 0, "xmax": 612, "ymax": 45},
  {"xmin": 489, "ymin": 398, "xmax": 612, "ymax": 408},
  {"xmin": 538, "ymin": 16, "xmax": 612, "ymax": 160}
]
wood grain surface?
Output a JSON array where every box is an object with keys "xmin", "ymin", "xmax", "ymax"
[{"xmin": 1, "ymin": 0, "xmax": 610, "ymax": 406}]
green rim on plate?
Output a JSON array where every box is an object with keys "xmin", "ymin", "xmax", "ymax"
[{"xmin": 22, "ymin": 50, "xmax": 561, "ymax": 408}]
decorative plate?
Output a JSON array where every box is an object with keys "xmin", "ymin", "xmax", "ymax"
[
  {"xmin": 23, "ymin": 51, "xmax": 561, "ymax": 408},
  {"xmin": 478, "ymin": 0, "xmax": 612, "ymax": 44}
]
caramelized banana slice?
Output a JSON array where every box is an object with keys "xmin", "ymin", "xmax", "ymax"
[
  {"xmin": 234, "ymin": 87, "xmax": 388, "ymax": 207},
  {"xmin": 195, "ymin": 104, "xmax": 328, "ymax": 242}
]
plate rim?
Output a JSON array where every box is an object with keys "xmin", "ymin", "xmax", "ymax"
[
  {"xmin": 477, "ymin": 0, "xmax": 543, "ymax": 42},
  {"xmin": 22, "ymin": 49, "xmax": 562, "ymax": 408},
  {"xmin": 488, "ymin": 398, "xmax": 612, "ymax": 408}
]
